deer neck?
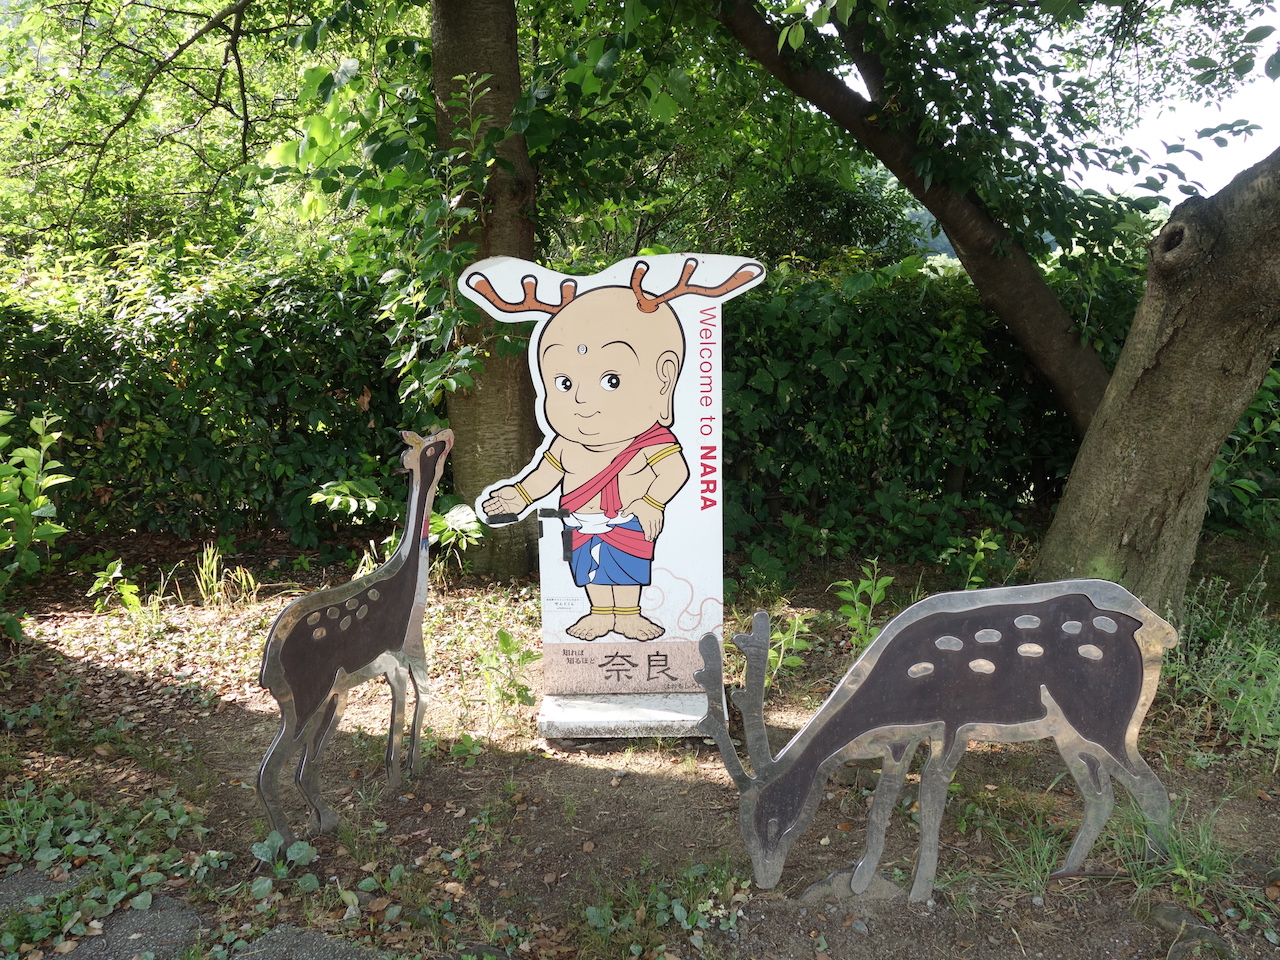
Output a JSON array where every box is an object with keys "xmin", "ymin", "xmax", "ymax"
[
  {"xmin": 771, "ymin": 686, "xmax": 878, "ymax": 794},
  {"xmin": 398, "ymin": 458, "xmax": 434, "ymax": 575}
]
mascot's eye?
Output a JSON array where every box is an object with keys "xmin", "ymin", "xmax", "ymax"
[
  {"xmin": 554, "ymin": 375, "xmax": 572, "ymax": 392},
  {"xmin": 600, "ymin": 373, "xmax": 621, "ymax": 391}
]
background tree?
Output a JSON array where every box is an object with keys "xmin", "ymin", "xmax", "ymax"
[
  {"xmin": 430, "ymin": 0, "xmax": 541, "ymax": 578},
  {"xmin": 695, "ymin": 0, "xmax": 1280, "ymax": 611},
  {"xmin": 1035, "ymin": 148, "xmax": 1280, "ymax": 602},
  {"xmin": 0, "ymin": 0, "xmax": 312, "ymax": 252}
]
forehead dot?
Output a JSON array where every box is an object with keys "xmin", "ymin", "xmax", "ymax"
[{"xmin": 577, "ymin": 344, "xmax": 587, "ymax": 354}]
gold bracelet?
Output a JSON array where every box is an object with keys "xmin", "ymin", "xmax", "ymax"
[
  {"xmin": 543, "ymin": 450, "xmax": 564, "ymax": 472},
  {"xmin": 642, "ymin": 494, "xmax": 665, "ymax": 512},
  {"xmin": 646, "ymin": 443, "xmax": 681, "ymax": 467},
  {"xmin": 514, "ymin": 482, "xmax": 533, "ymax": 506},
  {"xmin": 590, "ymin": 605, "xmax": 614, "ymax": 616},
  {"xmin": 613, "ymin": 606, "xmax": 641, "ymax": 616}
]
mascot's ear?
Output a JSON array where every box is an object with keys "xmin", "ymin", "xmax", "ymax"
[{"xmin": 657, "ymin": 351, "xmax": 679, "ymax": 425}]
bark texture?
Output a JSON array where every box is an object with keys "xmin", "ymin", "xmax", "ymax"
[
  {"xmin": 1035, "ymin": 145, "xmax": 1280, "ymax": 613},
  {"xmin": 712, "ymin": 0, "xmax": 1110, "ymax": 436},
  {"xmin": 432, "ymin": 0, "xmax": 540, "ymax": 577}
]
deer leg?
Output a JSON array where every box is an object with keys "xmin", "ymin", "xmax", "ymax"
[
  {"xmin": 405, "ymin": 659, "xmax": 429, "ymax": 777},
  {"xmin": 298, "ymin": 691, "xmax": 347, "ymax": 837},
  {"xmin": 383, "ymin": 657, "xmax": 409, "ymax": 792},
  {"xmin": 909, "ymin": 736, "xmax": 965, "ymax": 903},
  {"xmin": 851, "ymin": 739, "xmax": 919, "ymax": 894},
  {"xmin": 1054, "ymin": 746, "xmax": 1115, "ymax": 876},
  {"xmin": 256, "ymin": 711, "xmax": 304, "ymax": 847},
  {"xmin": 1112, "ymin": 756, "xmax": 1171, "ymax": 859}
]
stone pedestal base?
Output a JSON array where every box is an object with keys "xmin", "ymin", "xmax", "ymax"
[{"xmin": 537, "ymin": 692, "xmax": 709, "ymax": 738}]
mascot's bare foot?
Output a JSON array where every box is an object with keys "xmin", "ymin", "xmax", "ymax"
[
  {"xmin": 567, "ymin": 612, "xmax": 615, "ymax": 640},
  {"xmin": 614, "ymin": 613, "xmax": 665, "ymax": 641}
]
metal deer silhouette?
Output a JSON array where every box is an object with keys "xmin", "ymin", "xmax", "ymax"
[
  {"xmin": 697, "ymin": 580, "xmax": 1177, "ymax": 902},
  {"xmin": 257, "ymin": 429, "xmax": 453, "ymax": 844}
]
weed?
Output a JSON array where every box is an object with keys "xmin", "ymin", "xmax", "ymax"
[
  {"xmin": 0, "ymin": 782, "xmax": 228, "ymax": 955},
  {"xmin": 196, "ymin": 542, "xmax": 224, "ymax": 605},
  {"xmin": 832, "ymin": 560, "xmax": 895, "ymax": 653},
  {"xmin": 985, "ymin": 810, "xmax": 1072, "ymax": 894},
  {"xmin": 0, "ymin": 412, "xmax": 72, "ymax": 642},
  {"xmin": 1169, "ymin": 571, "xmax": 1280, "ymax": 771},
  {"xmin": 1104, "ymin": 799, "xmax": 1277, "ymax": 945},
  {"xmin": 476, "ymin": 628, "xmax": 541, "ymax": 726},
  {"xmin": 351, "ymin": 538, "xmax": 391, "ymax": 580},
  {"xmin": 580, "ymin": 858, "xmax": 749, "ymax": 957},
  {"xmin": 448, "ymin": 732, "xmax": 485, "ymax": 767},
  {"xmin": 766, "ymin": 613, "xmax": 812, "ymax": 688},
  {"xmin": 228, "ymin": 565, "xmax": 261, "ymax": 604},
  {"xmin": 938, "ymin": 528, "xmax": 1017, "ymax": 589},
  {"xmin": 248, "ymin": 831, "xmax": 322, "ymax": 901},
  {"xmin": 86, "ymin": 558, "xmax": 143, "ymax": 613}
]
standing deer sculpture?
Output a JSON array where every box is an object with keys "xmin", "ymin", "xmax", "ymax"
[
  {"xmin": 697, "ymin": 580, "xmax": 1177, "ymax": 903},
  {"xmin": 256, "ymin": 428, "xmax": 453, "ymax": 844}
]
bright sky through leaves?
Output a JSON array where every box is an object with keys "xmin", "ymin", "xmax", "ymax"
[{"xmin": 1080, "ymin": 9, "xmax": 1280, "ymax": 197}]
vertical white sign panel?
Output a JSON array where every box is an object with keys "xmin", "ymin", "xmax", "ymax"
[{"xmin": 460, "ymin": 254, "xmax": 764, "ymax": 696}]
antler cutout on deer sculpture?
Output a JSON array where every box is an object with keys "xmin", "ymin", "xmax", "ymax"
[
  {"xmin": 256, "ymin": 429, "xmax": 453, "ymax": 844},
  {"xmin": 697, "ymin": 580, "xmax": 1177, "ymax": 903}
]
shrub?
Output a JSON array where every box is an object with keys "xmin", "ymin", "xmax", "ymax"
[
  {"xmin": 0, "ymin": 244, "xmax": 418, "ymax": 547},
  {"xmin": 0, "ymin": 412, "xmax": 71, "ymax": 639},
  {"xmin": 721, "ymin": 258, "xmax": 1076, "ymax": 571}
]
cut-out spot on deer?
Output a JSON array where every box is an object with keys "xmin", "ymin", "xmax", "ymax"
[
  {"xmin": 256, "ymin": 429, "xmax": 452, "ymax": 844},
  {"xmin": 697, "ymin": 579, "xmax": 1177, "ymax": 903}
]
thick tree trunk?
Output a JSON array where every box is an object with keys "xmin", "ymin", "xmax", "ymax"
[
  {"xmin": 1035, "ymin": 146, "xmax": 1280, "ymax": 614},
  {"xmin": 432, "ymin": 0, "xmax": 539, "ymax": 578},
  {"xmin": 712, "ymin": 0, "xmax": 1110, "ymax": 436}
]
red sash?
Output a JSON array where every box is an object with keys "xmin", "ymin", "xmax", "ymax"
[
  {"xmin": 560, "ymin": 423, "xmax": 675, "ymax": 517},
  {"xmin": 570, "ymin": 522, "xmax": 656, "ymax": 560}
]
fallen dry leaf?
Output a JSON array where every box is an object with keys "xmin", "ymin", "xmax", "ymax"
[
  {"xmin": 1265, "ymin": 883, "xmax": 1279, "ymax": 901},
  {"xmin": 52, "ymin": 941, "xmax": 77, "ymax": 955},
  {"xmin": 582, "ymin": 840, "xmax": 595, "ymax": 853},
  {"xmin": 367, "ymin": 897, "xmax": 390, "ymax": 912}
]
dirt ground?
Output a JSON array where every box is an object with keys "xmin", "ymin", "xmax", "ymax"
[{"xmin": 5, "ymin": 534, "xmax": 1280, "ymax": 960}]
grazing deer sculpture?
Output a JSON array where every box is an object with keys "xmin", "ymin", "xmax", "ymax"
[
  {"xmin": 256, "ymin": 429, "xmax": 453, "ymax": 844},
  {"xmin": 697, "ymin": 580, "xmax": 1177, "ymax": 903}
]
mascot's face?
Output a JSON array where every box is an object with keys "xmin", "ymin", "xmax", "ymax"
[{"xmin": 537, "ymin": 287, "xmax": 683, "ymax": 447}]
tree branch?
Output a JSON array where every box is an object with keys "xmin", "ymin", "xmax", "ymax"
[
  {"xmin": 68, "ymin": 0, "xmax": 255, "ymax": 223},
  {"xmin": 710, "ymin": 0, "xmax": 1112, "ymax": 435}
]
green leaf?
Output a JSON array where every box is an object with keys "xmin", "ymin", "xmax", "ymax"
[
  {"xmin": 1243, "ymin": 25, "xmax": 1275, "ymax": 44},
  {"xmin": 130, "ymin": 892, "xmax": 152, "ymax": 910},
  {"xmin": 296, "ymin": 873, "xmax": 320, "ymax": 893},
  {"xmin": 1268, "ymin": 49, "xmax": 1280, "ymax": 80}
]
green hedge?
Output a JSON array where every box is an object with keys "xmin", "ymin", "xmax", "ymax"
[
  {"xmin": 720, "ymin": 256, "xmax": 1138, "ymax": 575},
  {"xmin": 1, "ymin": 246, "xmax": 1169, "ymax": 566},
  {"xmin": 0, "ymin": 245, "xmax": 417, "ymax": 547}
]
